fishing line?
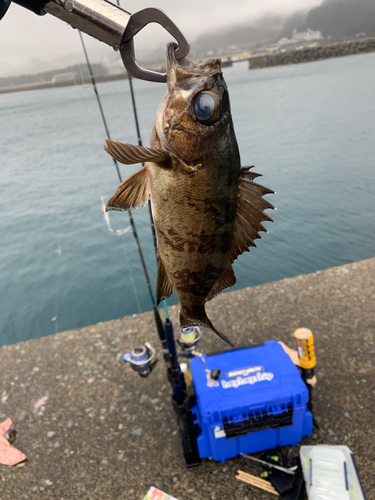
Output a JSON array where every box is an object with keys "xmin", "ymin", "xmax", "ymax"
[
  {"xmin": 121, "ymin": 238, "xmax": 142, "ymax": 314},
  {"xmin": 116, "ymin": 3, "xmax": 170, "ymax": 320},
  {"xmin": 100, "ymin": 196, "xmax": 131, "ymax": 235},
  {"xmin": 76, "ymin": 64, "xmax": 143, "ymax": 315},
  {"xmin": 113, "ymin": 1, "xmax": 159, "ymax": 250},
  {"xmin": 47, "ymin": 44, "xmax": 87, "ymax": 333},
  {"xmin": 67, "ymin": 38, "xmax": 144, "ymax": 316},
  {"xmin": 126, "ymin": 72, "xmax": 171, "ymax": 320},
  {"xmin": 78, "ymin": 30, "xmax": 158, "ymax": 311},
  {"xmin": 59, "ymin": 34, "xmax": 144, "ymax": 321},
  {"xmin": 127, "ymin": 74, "xmax": 158, "ymax": 253},
  {"xmin": 78, "ymin": 31, "xmax": 122, "ymax": 183},
  {"xmin": 114, "ymin": 0, "xmax": 159, "ymax": 252},
  {"xmin": 50, "ymin": 66, "xmax": 64, "ymax": 334}
]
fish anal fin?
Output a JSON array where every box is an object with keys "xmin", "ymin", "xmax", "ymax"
[
  {"xmin": 106, "ymin": 166, "xmax": 150, "ymax": 211},
  {"xmin": 206, "ymin": 265, "xmax": 236, "ymax": 302},
  {"xmin": 156, "ymin": 253, "xmax": 173, "ymax": 304},
  {"xmin": 104, "ymin": 139, "xmax": 171, "ymax": 166},
  {"xmin": 229, "ymin": 168, "xmax": 274, "ymax": 263},
  {"xmin": 179, "ymin": 307, "xmax": 234, "ymax": 347}
]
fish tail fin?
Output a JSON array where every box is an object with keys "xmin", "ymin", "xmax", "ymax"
[{"xmin": 180, "ymin": 307, "xmax": 234, "ymax": 348}]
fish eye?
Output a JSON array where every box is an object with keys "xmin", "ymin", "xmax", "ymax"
[{"xmin": 192, "ymin": 91, "xmax": 221, "ymax": 125}]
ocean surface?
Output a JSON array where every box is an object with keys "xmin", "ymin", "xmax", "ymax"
[{"xmin": 1, "ymin": 53, "xmax": 374, "ymax": 346}]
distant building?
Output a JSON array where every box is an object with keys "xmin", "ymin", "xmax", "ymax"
[{"xmin": 278, "ymin": 28, "xmax": 323, "ymax": 46}]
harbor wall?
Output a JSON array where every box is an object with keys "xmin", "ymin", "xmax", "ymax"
[
  {"xmin": 248, "ymin": 37, "xmax": 375, "ymax": 69},
  {"xmin": 0, "ymin": 72, "xmax": 128, "ymax": 95}
]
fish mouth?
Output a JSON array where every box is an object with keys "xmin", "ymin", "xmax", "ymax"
[
  {"xmin": 166, "ymin": 42, "xmax": 179, "ymax": 70},
  {"xmin": 166, "ymin": 42, "xmax": 222, "ymax": 87},
  {"xmin": 166, "ymin": 42, "xmax": 190, "ymax": 87}
]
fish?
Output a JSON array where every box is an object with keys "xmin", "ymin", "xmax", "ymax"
[{"xmin": 104, "ymin": 43, "xmax": 274, "ymax": 346}]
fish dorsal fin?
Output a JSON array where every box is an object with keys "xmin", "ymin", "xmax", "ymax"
[
  {"xmin": 104, "ymin": 139, "xmax": 170, "ymax": 165},
  {"xmin": 156, "ymin": 253, "xmax": 174, "ymax": 304},
  {"xmin": 106, "ymin": 166, "xmax": 150, "ymax": 211},
  {"xmin": 206, "ymin": 265, "xmax": 236, "ymax": 302},
  {"xmin": 229, "ymin": 167, "xmax": 274, "ymax": 263}
]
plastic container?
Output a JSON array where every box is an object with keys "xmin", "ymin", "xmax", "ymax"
[
  {"xmin": 190, "ymin": 341, "xmax": 313, "ymax": 462},
  {"xmin": 300, "ymin": 445, "xmax": 366, "ymax": 500}
]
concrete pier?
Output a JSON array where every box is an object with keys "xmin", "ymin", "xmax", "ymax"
[
  {"xmin": 1, "ymin": 258, "xmax": 374, "ymax": 499},
  {"xmin": 248, "ymin": 37, "xmax": 375, "ymax": 70}
]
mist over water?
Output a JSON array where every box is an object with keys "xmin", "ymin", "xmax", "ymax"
[{"xmin": 1, "ymin": 52, "xmax": 375, "ymax": 346}]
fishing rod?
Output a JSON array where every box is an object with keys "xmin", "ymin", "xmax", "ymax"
[
  {"xmin": 113, "ymin": 0, "xmax": 170, "ymax": 321},
  {"xmin": 113, "ymin": 1, "xmax": 158, "ymax": 259},
  {"xmin": 127, "ymin": 74, "xmax": 157, "ymax": 254},
  {"xmin": 79, "ymin": 14, "xmax": 199, "ymax": 466},
  {"xmin": 116, "ymin": 39, "xmax": 199, "ymax": 466},
  {"xmin": 78, "ymin": 30, "xmax": 167, "ymax": 345},
  {"xmin": 95, "ymin": 5, "xmax": 197, "ymax": 464},
  {"xmin": 126, "ymin": 71, "xmax": 170, "ymax": 320}
]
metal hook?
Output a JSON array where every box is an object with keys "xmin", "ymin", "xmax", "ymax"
[{"xmin": 120, "ymin": 8, "xmax": 190, "ymax": 83}]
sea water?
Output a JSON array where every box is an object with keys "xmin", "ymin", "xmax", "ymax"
[{"xmin": 1, "ymin": 53, "xmax": 374, "ymax": 346}]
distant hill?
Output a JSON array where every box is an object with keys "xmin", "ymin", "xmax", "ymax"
[
  {"xmin": 191, "ymin": 15, "xmax": 287, "ymax": 54},
  {"xmin": 300, "ymin": 0, "xmax": 375, "ymax": 39},
  {"xmin": 190, "ymin": 0, "xmax": 375, "ymax": 55}
]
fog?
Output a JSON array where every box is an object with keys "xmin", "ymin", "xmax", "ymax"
[{"xmin": 0, "ymin": 0, "xmax": 321, "ymax": 76}]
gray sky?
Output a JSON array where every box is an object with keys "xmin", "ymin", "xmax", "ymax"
[{"xmin": 0, "ymin": 0, "xmax": 321, "ymax": 76}]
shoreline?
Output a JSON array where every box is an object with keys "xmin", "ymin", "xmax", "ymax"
[
  {"xmin": 1, "ymin": 38, "xmax": 375, "ymax": 95},
  {"xmin": 248, "ymin": 37, "xmax": 375, "ymax": 69},
  {"xmin": 0, "ymin": 71, "xmax": 129, "ymax": 95}
]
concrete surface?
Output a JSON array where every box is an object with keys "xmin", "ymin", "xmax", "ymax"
[{"xmin": 0, "ymin": 258, "xmax": 374, "ymax": 500}]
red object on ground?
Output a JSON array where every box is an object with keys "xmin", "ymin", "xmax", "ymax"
[{"xmin": 0, "ymin": 418, "xmax": 26, "ymax": 466}]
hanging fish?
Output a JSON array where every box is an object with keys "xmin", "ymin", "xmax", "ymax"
[{"xmin": 105, "ymin": 43, "xmax": 274, "ymax": 346}]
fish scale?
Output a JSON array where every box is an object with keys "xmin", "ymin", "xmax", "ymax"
[{"xmin": 105, "ymin": 42, "xmax": 274, "ymax": 346}]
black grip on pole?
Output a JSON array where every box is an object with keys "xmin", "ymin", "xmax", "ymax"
[
  {"xmin": 12, "ymin": 0, "xmax": 47, "ymax": 15},
  {"xmin": 301, "ymin": 367, "xmax": 314, "ymax": 412},
  {"xmin": 153, "ymin": 306, "xmax": 167, "ymax": 352},
  {"xmin": 0, "ymin": 0, "xmax": 10, "ymax": 20},
  {"xmin": 164, "ymin": 319, "xmax": 201, "ymax": 467},
  {"xmin": 172, "ymin": 395, "xmax": 201, "ymax": 468}
]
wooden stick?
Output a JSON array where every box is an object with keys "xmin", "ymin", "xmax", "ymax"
[
  {"xmin": 236, "ymin": 475, "xmax": 278, "ymax": 495},
  {"xmin": 236, "ymin": 470, "xmax": 278, "ymax": 495},
  {"xmin": 237, "ymin": 470, "xmax": 273, "ymax": 485},
  {"xmin": 236, "ymin": 476, "xmax": 277, "ymax": 495},
  {"xmin": 237, "ymin": 472, "xmax": 276, "ymax": 490}
]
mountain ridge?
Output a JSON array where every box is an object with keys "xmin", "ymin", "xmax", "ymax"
[{"xmin": 190, "ymin": 0, "xmax": 375, "ymax": 55}]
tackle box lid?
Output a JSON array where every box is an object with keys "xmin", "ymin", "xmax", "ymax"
[{"xmin": 190, "ymin": 340, "xmax": 309, "ymax": 417}]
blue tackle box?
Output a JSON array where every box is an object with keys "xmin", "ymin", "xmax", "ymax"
[{"xmin": 190, "ymin": 340, "xmax": 312, "ymax": 462}]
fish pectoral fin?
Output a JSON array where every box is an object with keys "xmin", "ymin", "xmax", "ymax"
[
  {"xmin": 104, "ymin": 140, "xmax": 171, "ymax": 165},
  {"xmin": 106, "ymin": 166, "xmax": 150, "ymax": 211},
  {"xmin": 206, "ymin": 265, "xmax": 236, "ymax": 302},
  {"xmin": 156, "ymin": 253, "xmax": 173, "ymax": 304},
  {"xmin": 229, "ymin": 167, "xmax": 274, "ymax": 263}
]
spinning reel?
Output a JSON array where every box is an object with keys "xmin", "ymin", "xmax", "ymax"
[{"xmin": 123, "ymin": 327, "xmax": 202, "ymax": 377}]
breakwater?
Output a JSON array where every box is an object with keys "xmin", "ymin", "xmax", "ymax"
[
  {"xmin": 0, "ymin": 71, "xmax": 128, "ymax": 95},
  {"xmin": 249, "ymin": 37, "xmax": 375, "ymax": 69}
]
